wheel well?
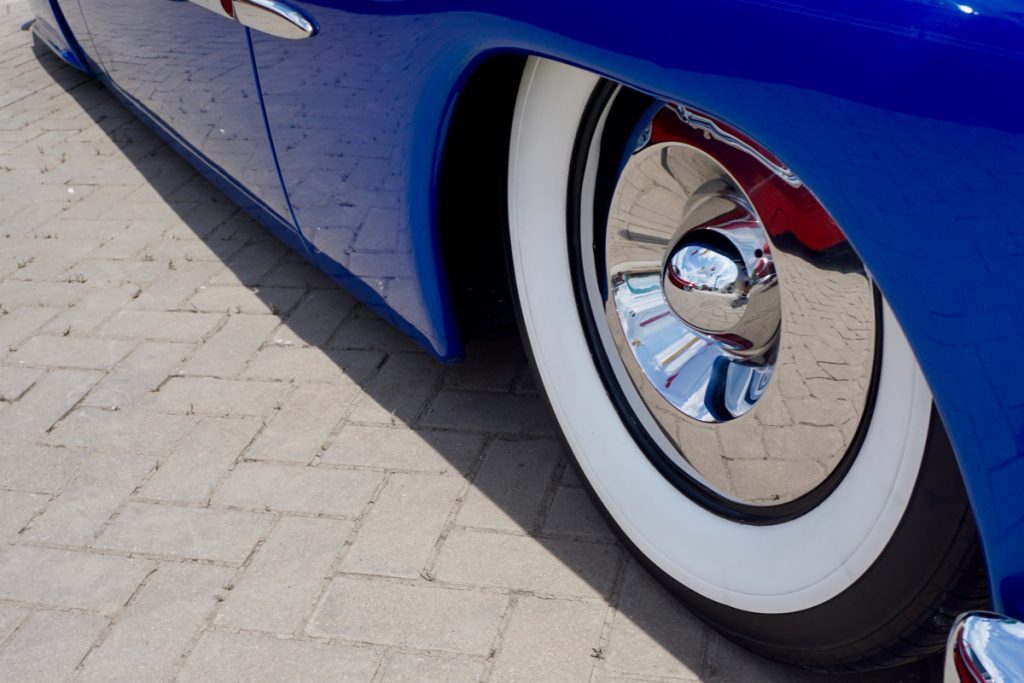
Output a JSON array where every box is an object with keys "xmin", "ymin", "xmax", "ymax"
[{"xmin": 437, "ymin": 54, "xmax": 526, "ymax": 341}]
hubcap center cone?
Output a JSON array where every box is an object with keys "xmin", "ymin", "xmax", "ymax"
[
  {"xmin": 663, "ymin": 234, "xmax": 749, "ymax": 336},
  {"xmin": 661, "ymin": 190, "xmax": 782, "ymax": 358}
]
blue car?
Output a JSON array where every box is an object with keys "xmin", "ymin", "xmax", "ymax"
[{"xmin": 28, "ymin": 0, "xmax": 1024, "ymax": 676}]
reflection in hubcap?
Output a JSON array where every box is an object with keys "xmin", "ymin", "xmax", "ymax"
[
  {"xmin": 661, "ymin": 189, "xmax": 781, "ymax": 357},
  {"xmin": 606, "ymin": 144, "xmax": 783, "ymax": 424},
  {"xmin": 664, "ymin": 238, "xmax": 746, "ymax": 332},
  {"xmin": 587, "ymin": 101, "xmax": 877, "ymax": 509}
]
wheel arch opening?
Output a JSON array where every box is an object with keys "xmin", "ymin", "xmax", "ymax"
[{"xmin": 436, "ymin": 54, "xmax": 526, "ymax": 342}]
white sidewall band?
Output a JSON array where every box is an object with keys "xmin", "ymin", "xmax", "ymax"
[{"xmin": 508, "ymin": 57, "xmax": 933, "ymax": 614}]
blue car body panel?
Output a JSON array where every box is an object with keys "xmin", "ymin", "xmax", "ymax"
[
  {"xmin": 43, "ymin": 0, "xmax": 1024, "ymax": 617},
  {"xmin": 27, "ymin": 0, "xmax": 85, "ymax": 71},
  {"xmin": 72, "ymin": 0, "xmax": 297, "ymax": 232}
]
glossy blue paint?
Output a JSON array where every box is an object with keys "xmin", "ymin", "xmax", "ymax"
[
  {"xmin": 89, "ymin": 75, "xmax": 309, "ymax": 259},
  {"xmin": 249, "ymin": 16, "xmax": 471, "ymax": 358},
  {"xmin": 72, "ymin": 0, "xmax": 297, "ymax": 232},
  {"xmin": 50, "ymin": 0, "xmax": 307, "ymax": 255},
  {"xmin": 41, "ymin": 0, "xmax": 1024, "ymax": 616},
  {"xmin": 27, "ymin": 0, "xmax": 86, "ymax": 71},
  {"xmin": 246, "ymin": 26, "xmax": 313, "ymax": 259},
  {"xmin": 52, "ymin": 0, "xmax": 102, "ymax": 75}
]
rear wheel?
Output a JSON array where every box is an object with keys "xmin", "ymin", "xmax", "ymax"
[{"xmin": 506, "ymin": 57, "xmax": 987, "ymax": 671}]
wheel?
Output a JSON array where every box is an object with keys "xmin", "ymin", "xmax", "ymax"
[{"xmin": 506, "ymin": 57, "xmax": 988, "ymax": 671}]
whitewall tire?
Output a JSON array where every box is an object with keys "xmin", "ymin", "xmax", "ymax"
[{"xmin": 506, "ymin": 57, "xmax": 987, "ymax": 670}]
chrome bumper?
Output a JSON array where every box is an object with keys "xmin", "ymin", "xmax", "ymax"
[{"xmin": 945, "ymin": 611, "xmax": 1024, "ymax": 682}]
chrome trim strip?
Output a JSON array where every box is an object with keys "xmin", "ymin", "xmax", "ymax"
[
  {"xmin": 945, "ymin": 611, "xmax": 1024, "ymax": 682},
  {"xmin": 672, "ymin": 105, "xmax": 802, "ymax": 188}
]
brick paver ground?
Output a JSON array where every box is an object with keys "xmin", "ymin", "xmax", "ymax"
[{"xmin": 0, "ymin": 2, "xmax": 936, "ymax": 681}]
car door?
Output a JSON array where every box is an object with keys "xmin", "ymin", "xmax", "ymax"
[
  {"xmin": 68, "ymin": 0, "xmax": 294, "ymax": 229},
  {"xmin": 247, "ymin": 6, "xmax": 480, "ymax": 354}
]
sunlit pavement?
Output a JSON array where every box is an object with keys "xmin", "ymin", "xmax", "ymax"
[{"xmin": 0, "ymin": 3, "xmax": 936, "ymax": 680}]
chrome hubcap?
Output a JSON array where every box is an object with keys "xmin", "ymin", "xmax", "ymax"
[{"xmin": 587, "ymin": 101, "xmax": 878, "ymax": 508}]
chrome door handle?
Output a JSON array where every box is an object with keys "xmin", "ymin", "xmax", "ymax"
[
  {"xmin": 185, "ymin": 0, "xmax": 317, "ymax": 40},
  {"xmin": 233, "ymin": 0, "xmax": 317, "ymax": 40}
]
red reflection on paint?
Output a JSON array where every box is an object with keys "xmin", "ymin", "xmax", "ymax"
[{"xmin": 649, "ymin": 107, "xmax": 845, "ymax": 252}]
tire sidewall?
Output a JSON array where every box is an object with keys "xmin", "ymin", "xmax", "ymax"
[{"xmin": 507, "ymin": 57, "xmax": 935, "ymax": 616}]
